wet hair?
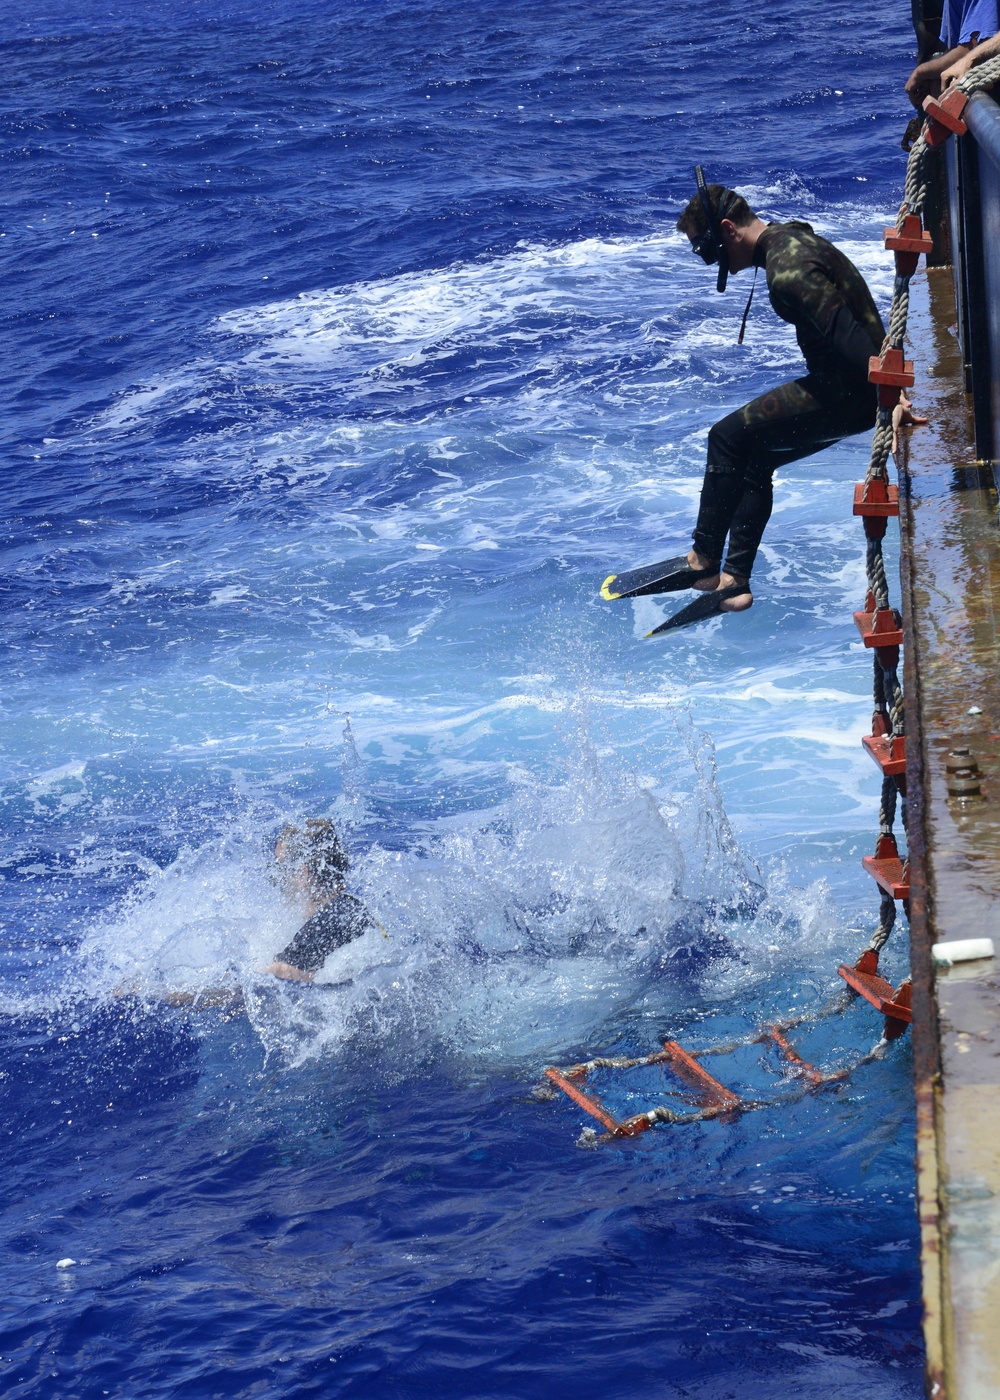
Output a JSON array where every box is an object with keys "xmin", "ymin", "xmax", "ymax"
[
  {"xmin": 676, "ymin": 184, "xmax": 755, "ymax": 238},
  {"xmin": 276, "ymin": 818, "xmax": 350, "ymax": 892}
]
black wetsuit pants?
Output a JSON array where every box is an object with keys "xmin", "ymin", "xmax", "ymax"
[{"xmin": 691, "ymin": 374, "xmax": 877, "ymax": 582}]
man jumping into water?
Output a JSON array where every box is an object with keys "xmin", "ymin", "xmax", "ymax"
[{"xmin": 602, "ymin": 170, "xmax": 922, "ymax": 634}]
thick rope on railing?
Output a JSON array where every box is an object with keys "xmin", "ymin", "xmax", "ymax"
[
  {"xmin": 868, "ymin": 891, "xmax": 898, "ymax": 957},
  {"xmin": 847, "ymin": 63, "xmax": 1000, "ymax": 958},
  {"xmin": 856, "ymin": 57, "xmax": 1000, "ymax": 862},
  {"xmin": 962, "ymin": 52, "xmax": 1000, "ymax": 92},
  {"xmin": 866, "ymin": 536, "xmax": 891, "ymax": 608},
  {"xmin": 878, "ymin": 773, "xmax": 898, "ymax": 841}
]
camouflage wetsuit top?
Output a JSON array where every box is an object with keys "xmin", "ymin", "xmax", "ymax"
[
  {"xmin": 755, "ymin": 220, "xmax": 885, "ymax": 388},
  {"xmin": 690, "ymin": 220, "xmax": 886, "ymax": 581}
]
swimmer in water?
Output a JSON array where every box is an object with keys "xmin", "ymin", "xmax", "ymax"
[
  {"xmin": 265, "ymin": 818, "xmax": 380, "ymax": 982},
  {"xmin": 140, "ymin": 819, "xmax": 380, "ymax": 1006}
]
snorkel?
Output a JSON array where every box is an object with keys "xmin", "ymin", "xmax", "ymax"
[
  {"xmin": 693, "ymin": 165, "xmax": 737, "ymax": 293},
  {"xmin": 691, "ymin": 166, "xmax": 757, "ymax": 341}
]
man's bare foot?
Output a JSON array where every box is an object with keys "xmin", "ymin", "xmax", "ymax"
[
  {"xmin": 265, "ymin": 961, "xmax": 316, "ymax": 982},
  {"xmin": 706, "ymin": 570, "xmax": 753, "ymax": 611},
  {"xmin": 687, "ymin": 549, "xmax": 721, "ymax": 589},
  {"xmin": 687, "ymin": 554, "xmax": 753, "ymax": 610},
  {"xmin": 718, "ymin": 574, "xmax": 753, "ymax": 612}
]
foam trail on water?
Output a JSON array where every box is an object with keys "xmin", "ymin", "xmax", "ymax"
[{"xmin": 89, "ymin": 218, "xmax": 895, "ymax": 454}]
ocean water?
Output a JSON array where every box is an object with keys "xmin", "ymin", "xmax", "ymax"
[{"xmin": 2, "ymin": 1, "xmax": 927, "ymax": 1396}]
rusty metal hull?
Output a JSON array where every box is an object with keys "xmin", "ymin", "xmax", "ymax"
[{"xmin": 900, "ymin": 264, "xmax": 1000, "ymax": 1399}]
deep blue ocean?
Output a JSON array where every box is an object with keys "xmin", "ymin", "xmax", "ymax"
[{"xmin": 3, "ymin": 2, "xmax": 927, "ymax": 1395}]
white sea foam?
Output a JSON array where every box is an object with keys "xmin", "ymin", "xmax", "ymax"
[
  {"xmin": 24, "ymin": 761, "xmax": 89, "ymax": 817},
  {"xmin": 217, "ymin": 233, "xmax": 685, "ymax": 356},
  {"xmin": 95, "ymin": 220, "xmax": 897, "ymax": 449}
]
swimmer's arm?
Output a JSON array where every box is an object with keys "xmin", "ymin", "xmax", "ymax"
[
  {"xmin": 265, "ymin": 960, "xmax": 315, "ymax": 982},
  {"xmin": 161, "ymin": 986, "xmax": 245, "ymax": 1008}
]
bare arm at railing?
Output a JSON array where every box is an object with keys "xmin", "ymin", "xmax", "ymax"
[
  {"xmin": 943, "ymin": 31, "xmax": 1000, "ymax": 85},
  {"xmin": 907, "ymin": 46, "xmax": 974, "ymax": 107}
]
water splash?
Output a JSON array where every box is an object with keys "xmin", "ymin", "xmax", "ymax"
[{"xmin": 12, "ymin": 717, "xmax": 862, "ymax": 1076}]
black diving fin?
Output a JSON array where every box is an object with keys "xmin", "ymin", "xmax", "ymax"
[
  {"xmin": 601, "ymin": 554, "xmax": 720, "ymax": 601},
  {"xmin": 644, "ymin": 584, "xmax": 747, "ymax": 637}
]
